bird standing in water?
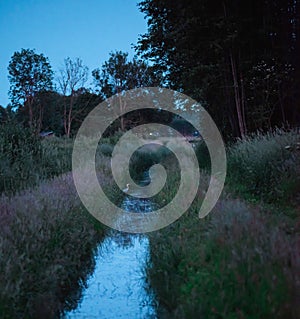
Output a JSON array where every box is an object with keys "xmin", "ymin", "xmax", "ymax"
[{"xmin": 123, "ymin": 183, "xmax": 130, "ymax": 193}]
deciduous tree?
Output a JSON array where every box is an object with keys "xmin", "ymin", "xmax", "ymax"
[
  {"xmin": 8, "ymin": 48, "xmax": 53, "ymax": 130},
  {"xmin": 92, "ymin": 51, "xmax": 162, "ymax": 130},
  {"xmin": 57, "ymin": 57, "xmax": 88, "ymax": 137}
]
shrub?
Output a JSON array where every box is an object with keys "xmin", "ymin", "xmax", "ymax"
[
  {"xmin": 194, "ymin": 141, "xmax": 211, "ymax": 170},
  {"xmin": 41, "ymin": 136, "xmax": 73, "ymax": 176},
  {"xmin": 129, "ymin": 144, "xmax": 173, "ymax": 181},
  {"xmin": 0, "ymin": 122, "xmax": 73, "ymax": 194},
  {"xmin": 0, "ymin": 122, "xmax": 43, "ymax": 193},
  {"xmin": 99, "ymin": 143, "xmax": 114, "ymax": 157}
]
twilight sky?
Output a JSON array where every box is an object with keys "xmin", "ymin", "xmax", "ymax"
[{"xmin": 0, "ymin": 0, "xmax": 147, "ymax": 107}]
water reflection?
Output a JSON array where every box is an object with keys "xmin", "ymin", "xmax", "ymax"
[
  {"xmin": 64, "ymin": 173, "xmax": 157, "ymax": 318},
  {"xmin": 64, "ymin": 233, "xmax": 157, "ymax": 319}
]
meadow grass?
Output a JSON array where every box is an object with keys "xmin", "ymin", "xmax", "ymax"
[
  {"xmin": 0, "ymin": 171, "xmax": 110, "ymax": 318},
  {"xmin": 0, "ymin": 128, "xmax": 119, "ymax": 318},
  {"xmin": 147, "ymin": 185, "xmax": 299, "ymax": 318},
  {"xmin": 144, "ymin": 128, "xmax": 300, "ymax": 319},
  {"xmin": 1, "ymin": 125, "xmax": 299, "ymax": 318},
  {"xmin": 226, "ymin": 128, "xmax": 300, "ymax": 206}
]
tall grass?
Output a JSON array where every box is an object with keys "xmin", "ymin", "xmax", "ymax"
[
  {"xmin": 227, "ymin": 128, "xmax": 300, "ymax": 204},
  {"xmin": 144, "ymin": 129, "xmax": 300, "ymax": 318},
  {"xmin": 0, "ymin": 124, "xmax": 118, "ymax": 318},
  {"xmin": 0, "ymin": 171, "xmax": 110, "ymax": 318},
  {"xmin": 147, "ymin": 190, "xmax": 299, "ymax": 318}
]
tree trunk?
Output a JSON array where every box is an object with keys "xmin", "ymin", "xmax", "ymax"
[
  {"xmin": 229, "ymin": 52, "xmax": 246, "ymax": 137},
  {"xmin": 117, "ymin": 88, "xmax": 127, "ymax": 131},
  {"xmin": 223, "ymin": 66, "xmax": 240, "ymax": 137},
  {"xmin": 66, "ymin": 94, "xmax": 74, "ymax": 138},
  {"xmin": 240, "ymin": 71, "xmax": 247, "ymax": 135},
  {"xmin": 27, "ymin": 96, "xmax": 34, "ymax": 129},
  {"xmin": 63, "ymin": 97, "xmax": 68, "ymax": 137}
]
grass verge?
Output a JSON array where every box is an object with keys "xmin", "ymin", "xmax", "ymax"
[
  {"xmin": 0, "ymin": 154, "xmax": 118, "ymax": 318},
  {"xmin": 145, "ymin": 128, "xmax": 300, "ymax": 318}
]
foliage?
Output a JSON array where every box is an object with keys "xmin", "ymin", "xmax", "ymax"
[
  {"xmin": 0, "ymin": 121, "xmax": 43, "ymax": 193},
  {"xmin": 144, "ymin": 129, "xmax": 299, "ymax": 318},
  {"xmin": 136, "ymin": 0, "xmax": 300, "ymax": 137},
  {"xmin": 246, "ymin": 59, "xmax": 294, "ymax": 129},
  {"xmin": 194, "ymin": 141, "xmax": 211, "ymax": 170},
  {"xmin": 92, "ymin": 51, "xmax": 162, "ymax": 99},
  {"xmin": 129, "ymin": 144, "xmax": 173, "ymax": 180},
  {"xmin": 170, "ymin": 117, "xmax": 196, "ymax": 136},
  {"xmin": 8, "ymin": 48, "xmax": 53, "ymax": 128},
  {"xmin": 16, "ymin": 90, "xmax": 64, "ymax": 134},
  {"xmin": 0, "ymin": 105, "xmax": 13, "ymax": 123},
  {"xmin": 93, "ymin": 51, "xmax": 163, "ymax": 131},
  {"xmin": 0, "ymin": 122, "xmax": 72, "ymax": 194},
  {"xmin": 99, "ymin": 143, "xmax": 114, "ymax": 157}
]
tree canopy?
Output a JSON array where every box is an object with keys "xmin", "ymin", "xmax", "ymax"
[
  {"xmin": 136, "ymin": 0, "xmax": 300, "ymax": 137},
  {"xmin": 5, "ymin": 2, "xmax": 299, "ymax": 138},
  {"xmin": 8, "ymin": 48, "xmax": 53, "ymax": 128},
  {"xmin": 92, "ymin": 51, "xmax": 162, "ymax": 99}
]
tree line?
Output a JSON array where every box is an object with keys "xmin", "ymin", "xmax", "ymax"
[
  {"xmin": 1, "ymin": 0, "xmax": 299, "ymax": 139},
  {"xmin": 136, "ymin": 0, "xmax": 300, "ymax": 138},
  {"xmin": 1, "ymin": 49, "xmax": 160, "ymax": 137}
]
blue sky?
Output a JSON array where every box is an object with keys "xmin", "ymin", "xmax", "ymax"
[{"xmin": 0, "ymin": 0, "xmax": 147, "ymax": 107}]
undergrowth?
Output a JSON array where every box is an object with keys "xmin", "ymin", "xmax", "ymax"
[{"xmin": 0, "ymin": 122, "xmax": 73, "ymax": 194}]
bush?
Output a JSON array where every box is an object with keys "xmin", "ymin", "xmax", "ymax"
[
  {"xmin": 129, "ymin": 144, "xmax": 173, "ymax": 180},
  {"xmin": 0, "ymin": 122, "xmax": 72, "ymax": 194},
  {"xmin": 99, "ymin": 143, "xmax": 114, "ymax": 157},
  {"xmin": 41, "ymin": 136, "xmax": 73, "ymax": 176},
  {"xmin": 0, "ymin": 122, "xmax": 43, "ymax": 193},
  {"xmin": 194, "ymin": 141, "xmax": 211, "ymax": 170}
]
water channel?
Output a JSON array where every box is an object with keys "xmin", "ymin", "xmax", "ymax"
[{"xmin": 64, "ymin": 174, "xmax": 158, "ymax": 319}]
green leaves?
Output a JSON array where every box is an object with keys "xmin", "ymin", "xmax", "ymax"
[
  {"xmin": 8, "ymin": 48, "xmax": 53, "ymax": 110},
  {"xmin": 92, "ymin": 51, "xmax": 162, "ymax": 99}
]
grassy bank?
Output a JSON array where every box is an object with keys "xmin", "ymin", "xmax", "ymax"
[
  {"xmin": 146, "ymin": 129, "xmax": 300, "ymax": 318},
  {"xmin": 226, "ymin": 129, "xmax": 300, "ymax": 210},
  {"xmin": 0, "ymin": 128, "xmax": 123, "ymax": 318},
  {"xmin": 0, "ymin": 171, "xmax": 109, "ymax": 318}
]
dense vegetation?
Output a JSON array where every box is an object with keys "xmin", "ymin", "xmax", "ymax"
[
  {"xmin": 136, "ymin": 0, "xmax": 299, "ymax": 138},
  {"xmin": 0, "ymin": 1, "xmax": 299, "ymax": 318},
  {"xmin": 3, "ymin": 1, "xmax": 298, "ymax": 139},
  {"xmin": 146, "ymin": 129, "xmax": 300, "ymax": 319},
  {"xmin": 0, "ymin": 133, "xmax": 127, "ymax": 318},
  {"xmin": 0, "ymin": 122, "xmax": 72, "ymax": 194}
]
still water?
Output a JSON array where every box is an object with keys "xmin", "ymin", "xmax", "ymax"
[{"xmin": 64, "ymin": 176, "xmax": 157, "ymax": 319}]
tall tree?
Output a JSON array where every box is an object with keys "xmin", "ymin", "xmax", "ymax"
[
  {"xmin": 8, "ymin": 48, "xmax": 53, "ymax": 130},
  {"xmin": 136, "ymin": 0, "xmax": 299, "ymax": 138},
  {"xmin": 57, "ymin": 57, "xmax": 88, "ymax": 137},
  {"xmin": 92, "ymin": 51, "xmax": 161, "ymax": 98},
  {"xmin": 32, "ymin": 91, "xmax": 64, "ymax": 134},
  {"xmin": 92, "ymin": 51, "xmax": 162, "ymax": 130}
]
